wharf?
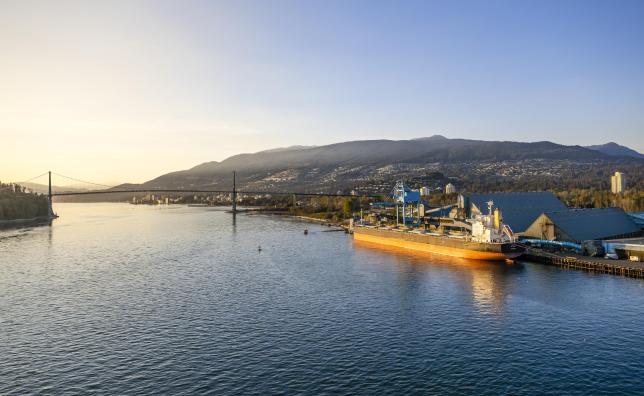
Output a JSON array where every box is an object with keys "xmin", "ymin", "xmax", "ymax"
[{"xmin": 521, "ymin": 248, "xmax": 644, "ymax": 279}]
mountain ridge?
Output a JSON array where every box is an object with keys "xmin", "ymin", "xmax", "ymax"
[
  {"xmin": 109, "ymin": 136, "xmax": 643, "ymax": 194},
  {"xmin": 585, "ymin": 142, "xmax": 644, "ymax": 159}
]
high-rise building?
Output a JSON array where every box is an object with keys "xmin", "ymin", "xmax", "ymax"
[
  {"xmin": 420, "ymin": 186, "xmax": 431, "ymax": 196},
  {"xmin": 611, "ymin": 171, "xmax": 626, "ymax": 194},
  {"xmin": 445, "ymin": 183, "xmax": 456, "ymax": 194}
]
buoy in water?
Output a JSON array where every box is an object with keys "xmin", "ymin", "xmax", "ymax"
[
  {"xmin": 304, "ymin": 229, "xmax": 308, "ymax": 235},
  {"xmin": 258, "ymin": 245, "xmax": 262, "ymax": 252}
]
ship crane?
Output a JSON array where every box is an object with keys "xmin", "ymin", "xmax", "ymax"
[{"xmin": 486, "ymin": 200, "xmax": 494, "ymax": 216}]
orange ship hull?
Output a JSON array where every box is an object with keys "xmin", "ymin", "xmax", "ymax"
[{"xmin": 353, "ymin": 227, "xmax": 523, "ymax": 261}]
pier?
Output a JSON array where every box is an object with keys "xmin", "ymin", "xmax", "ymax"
[{"xmin": 521, "ymin": 247, "xmax": 644, "ymax": 279}]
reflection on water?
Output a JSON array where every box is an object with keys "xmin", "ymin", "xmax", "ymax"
[
  {"xmin": 1, "ymin": 203, "xmax": 644, "ymax": 395},
  {"xmin": 353, "ymin": 240, "xmax": 522, "ymax": 315}
]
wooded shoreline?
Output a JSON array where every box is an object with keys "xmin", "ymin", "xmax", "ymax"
[{"xmin": 0, "ymin": 216, "xmax": 52, "ymax": 230}]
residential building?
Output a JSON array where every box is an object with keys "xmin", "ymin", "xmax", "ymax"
[
  {"xmin": 611, "ymin": 171, "xmax": 626, "ymax": 194},
  {"xmin": 445, "ymin": 183, "xmax": 456, "ymax": 194}
]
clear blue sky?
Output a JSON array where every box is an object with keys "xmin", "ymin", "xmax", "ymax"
[{"xmin": 2, "ymin": 0, "xmax": 643, "ymax": 183}]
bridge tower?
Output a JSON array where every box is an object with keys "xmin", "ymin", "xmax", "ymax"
[
  {"xmin": 232, "ymin": 171, "xmax": 237, "ymax": 213},
  {"xmin": 47, "ymin": 171, "xmax": 54, "ymax": 218}
]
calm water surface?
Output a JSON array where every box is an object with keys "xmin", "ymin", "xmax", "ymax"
[{"xmin": 1, "ymin": 203, "xmax": 643, "ymax": 395}]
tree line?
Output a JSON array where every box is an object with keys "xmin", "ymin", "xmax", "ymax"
[
  {"xmin": 555, "ymin": 189, "xmax": 643, "ymax": 212},
  {"xmin": 423, "ymin": 189, "xmax": 644, "ymax": 212},
  {"xmin": 0, "ymin": 182, "xmax": 50, "ymax": 221}
]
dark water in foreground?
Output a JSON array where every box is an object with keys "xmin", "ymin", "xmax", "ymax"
[{"xmin": 1, "ymin": 203, "xmax": 643, "ymax": 395}]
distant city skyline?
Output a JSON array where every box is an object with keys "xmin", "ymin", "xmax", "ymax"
[{"xmin": 2, "ymin": 0, "xmax": 643, "ymax": 184}]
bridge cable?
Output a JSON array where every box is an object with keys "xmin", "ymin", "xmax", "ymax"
[
  {"xmin": 51, "ymin": 172, "xmax": 115, "ymax": 189},
  {"xmin": 15, "ymin": 171, "xmax": 49, "ymax": 185}
]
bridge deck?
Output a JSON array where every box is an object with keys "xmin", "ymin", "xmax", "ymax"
[{"xmin": 51, "ymin": 189, "xmax": 383, "ymax": 198}]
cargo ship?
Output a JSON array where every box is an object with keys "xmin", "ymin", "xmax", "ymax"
[{"xmin": 353, "ymin": 200, "xmax": 524, "ymax": 261}]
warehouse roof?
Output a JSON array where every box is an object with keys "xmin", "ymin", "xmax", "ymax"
[
  {"xmin": 628, "ymin": 212, "xmax": 644, "ymax": 230},
  {"xmin": 464, "ymin": 192, "xmax": 566, "ymax": 232},
  {"xmin": 542, "ymin": 208, "xmax": 641, "ymax": 242}
]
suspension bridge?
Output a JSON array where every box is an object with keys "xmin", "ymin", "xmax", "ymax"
[{"xmin": 18, "ymin": 171, "xmax": 383, "ymax": 218}]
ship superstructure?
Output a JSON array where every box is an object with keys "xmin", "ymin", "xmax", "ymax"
[{"xmin": 469, "ymin": 200, "xmax": 515, "ymax": 244}]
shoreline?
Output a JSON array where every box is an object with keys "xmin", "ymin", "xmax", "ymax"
[
  {"xmin": 0, "ymin": 216, "xmax": 54, "ymax": 230},
  {"xmin": 244, "ymin": 209, "xmax": 346, "ymax": 229}
]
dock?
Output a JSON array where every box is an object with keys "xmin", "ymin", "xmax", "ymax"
[{"xmin": 521, "ymin": 248, "xmax": 644, "ymax": 279}]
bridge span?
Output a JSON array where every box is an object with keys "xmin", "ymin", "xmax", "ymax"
[
  {"xmin": 51, "ymin": 189, "xmax": 377, "ymax": 198},
  {"xmin": 28, "ymin": 171, "xmax": 383, "ymax": 217}
]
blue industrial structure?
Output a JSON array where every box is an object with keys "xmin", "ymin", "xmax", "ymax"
[
  {"xmin": 392, "ymin": 180, "xmax": 422, "ymax": 226},
  {"xmin": 520, "ymin": 238, "xmax": 582, "ymax": 253}
]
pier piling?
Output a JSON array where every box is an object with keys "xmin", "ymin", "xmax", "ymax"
[{"xmin": 522, "ymin": 248, "xmax": 644, "ymax": 279}]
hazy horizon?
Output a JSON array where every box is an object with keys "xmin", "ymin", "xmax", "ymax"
[
  {"xmin": 8, "ymin": 134, "xmax": 642, "ymax": 188},
  {"xmin": 3, "ymin": 0, "xmax": 644, "ymax": 184}
]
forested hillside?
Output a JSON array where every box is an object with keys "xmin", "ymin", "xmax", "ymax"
[
  {"xmin": 102, "ymin": 136, "xmax": 643, "ymax": 196},
  {"xmin": 0, "ymin": 183, "xmax": 49, "ymax": 220}
]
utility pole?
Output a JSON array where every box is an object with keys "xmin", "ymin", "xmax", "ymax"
[{"xmin": 232, "ymin": 171, "xmax": 237, "ymax": 213}]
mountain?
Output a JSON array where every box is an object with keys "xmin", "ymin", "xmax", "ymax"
[
  {"xmin": 260, "ymin": 145, "xmax": 317, "ymax": 153},
  {"xmin": 147, "ymin": 136, "xmax": 603, "ymax": 179},
  {"xmin": 108, "ymin": 136, "xmax": 641, "ymax": 195},
  {"xmin": 585, "ymin": 142, "xmax": 644, "ymax": 159},
  {"xmin": 20, "ymin": 182, "xmax": 93, "ymax": 195}
]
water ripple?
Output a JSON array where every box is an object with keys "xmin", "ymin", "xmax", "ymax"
[{"xmin": 1, "ymin": 203, "xmax": 643, "ymax": 394}]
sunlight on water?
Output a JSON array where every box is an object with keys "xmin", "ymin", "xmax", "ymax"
[{"xmin": 1, "ymin": 203, "xmax": 643, "ymax": 394}]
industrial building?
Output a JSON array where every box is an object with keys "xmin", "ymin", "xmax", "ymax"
[
  {"xmin": 611, "ymin": 171, "xmax": 626, "ymax": 194},
  {"xmin": 523, "ymin": 208, "xmax": 642, "ymax": 243},
  {"xmin": 628, "ymin": 212, "xmax": 644, "ymax": 230},
  {"xmin": 458, "ymin": 192, "xmax": 567, "ymax": 234}
]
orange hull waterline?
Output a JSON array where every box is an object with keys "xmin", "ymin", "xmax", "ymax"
[{"xmin": 353, "ymin": 228, "xmax": 524, "ymax": 261}]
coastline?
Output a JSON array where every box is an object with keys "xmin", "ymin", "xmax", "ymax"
[
  {"xmin": 244, "ymin": 209, "xmax": 346, "ymax": 229},
  {"xmin": 0, "ymin": 216, "xmax": 53, "ymax": 230}
]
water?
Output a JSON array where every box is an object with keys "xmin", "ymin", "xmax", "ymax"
[{"xmin": 1, "ymin": 203, "xmax": 643, "ymax": 395}]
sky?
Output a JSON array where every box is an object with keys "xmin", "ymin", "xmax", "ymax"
[{"xmin": 2, "ymin": 0, "xmax": 643, "ymax": 185}]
